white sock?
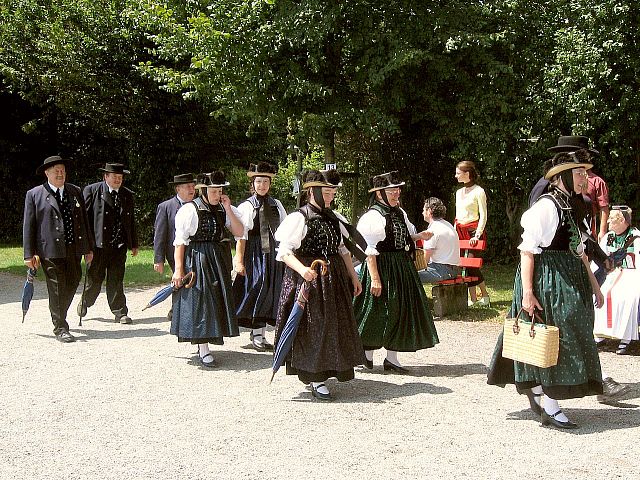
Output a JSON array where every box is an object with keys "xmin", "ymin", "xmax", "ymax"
[
  {"xmin": 542, "ymin": 395, "xmax": 568, "ymax": 422},
  {"xmin": 365, "ymin": 350, "xmax": 374, "ymax": 361},
  {"xmin": 386, "ymin": 350, "xmax": 400, "ymax": 366},
  {"xmin": 530, "ymin": 385, "xmax": 543, "ymax": 407},
  {"xmin": 311, "ymin": 382, "xmax": 329, "ymax": 395},
  {"xmin": 198, "ymin": 344, "xmax": 213, "ymax": 363},
  {"xmin": 251, "ymin": 328, "xmax": 263, "ymax": 344}
]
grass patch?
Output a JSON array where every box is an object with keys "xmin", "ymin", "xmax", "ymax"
[{"xmin": 424, "ymin": 262, "xmax": 516, "ymax": 324}]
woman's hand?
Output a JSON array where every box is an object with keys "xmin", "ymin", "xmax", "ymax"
[
  {"xmin": 469, "ymin": 236, "xmax": 479, "ymax": 247},
  {"xmin": 521, "ymin": 289, "xmax": 542, "ymax": 317},
  {"xmin": 592, "ymin": 284, "xmax": 604, "ymax": 309},
  {"xmin": 172, "ymin": 268, "xmax": 185, "ymax": 288},
  {"xmin": 220, "ymin": 194, "xmax": 232, "ymax": 210},
  {"xmin": 370, "ymin": 277, "xmax": 382, "ymax": 297},
  {"xmin": 233, "ymin": 258, "xmax": 245, "ymax": 276},
  {"xmin": 300, "ymin": 266, "xmax": 318, "ymax": 282},
  {"xmin": 352, "ymin": 276, "xmax": 362, "ymax": 297}
]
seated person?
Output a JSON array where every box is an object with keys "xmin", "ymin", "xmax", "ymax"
[
  {"xmin": 593, "ymin": 207, "xmax": 640, "ymax": 355},
  {"xmin": 418, "ymin": 197, "xmax": 460, "ymax": 283}
]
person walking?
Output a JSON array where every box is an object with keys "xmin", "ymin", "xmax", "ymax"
[
  {"xmin": 232, "ymin": 162, "xmax": 287, "ymax": 351},
  {"xmin": 274, "ymin": 169, "xmax": 365, "ymax": 400},
  {"xmin": 153, "ymin": 173, "xmax": 196, "ymax": 320},
  {"xmin": 78, "ymin": 163, "xmax": 138, "ymax": 324},
  {"xmin": 487, "ymin": 152, "xmax": 606, "ymax": 429},
  {"xmin": 353, "ymin": 171, "xmax": 438, "ymax": 372},
  {"xmin": 23, "ymin": 155, "xmax": 94, "ymax": 343},
  {"xmin": 170, "ymin": 171, "xmax": 244, "ymax": 367}
]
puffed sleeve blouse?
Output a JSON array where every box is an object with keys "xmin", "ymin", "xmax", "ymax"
[
  {"xmin": 357, "ymin": 207, "xmax": 417, "ymax": 256},
  {"xmin": 274, "ymin": 209, "xmax": 350, "ymax": 261},
  {"xmin": 173, "ymin": 202, "xmax": 242, "ymax": 247},
  {"xmin": 518, "ymin": 196, "xmax": 587, "ymax": 256},
  {"xmin": 235, "ymin": 198, "xmax": 287, "ymax": 241}
]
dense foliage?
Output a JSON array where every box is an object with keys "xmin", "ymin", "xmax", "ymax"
[{"xmin": 1, "ymin": 1, "xmax": 638, "ymax": 260}]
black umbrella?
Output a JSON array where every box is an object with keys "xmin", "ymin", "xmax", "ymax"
[
  {"xmin": 21, "ymin": 256, "xmax": 40, "ymax": 323},
  {"xmin": 141, "ymin": 271, "xmax": 195, "ymax": 311},
  {"xmin": 270, "ymin": 259, "xmax": 328, "ymax": 383}
]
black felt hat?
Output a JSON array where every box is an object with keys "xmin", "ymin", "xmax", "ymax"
[
  {"xmin": 195, "ymin": 170, "xmax": 230, "ymax": 188},
  {"xmin": 301, "ymin": 169, "xmax": 342, "ymax": 189},
  {"xmin": 36, "ymin": 155, "xmax": 69, "ymax": 175},
  {"xmin": 247, "ymin": 162, "xmax": 277, "ymax": 178},
  {"xmin": 99, "ymin": 163, "xmax": 131, "ymax": 174},
  {"xmin": 168, "ymin": 173, "xmax": 197, "ymax": 186},
  {"xmin": 547, "ymin": 136, "xmax": 599, "ymax": 155},
  {"xmin": 368, "ymin": 171, "xmax": 405, "ymax": 192}
]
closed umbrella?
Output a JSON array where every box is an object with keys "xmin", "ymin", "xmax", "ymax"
[
  {"xmin": 21, "ymin": 255, "xmax": 40, "ymax": 323},
  {"xmin": 141, "ymin": 271, "xmax": 195, "ymax": 311},
  {"xmin": 270, "ymin": 259, "xmax": 328, "ymax": 383}
]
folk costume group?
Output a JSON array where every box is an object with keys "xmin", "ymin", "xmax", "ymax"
[{"xmin": 23, "ymin": 136, "xmax": 634, "ymax": 423}]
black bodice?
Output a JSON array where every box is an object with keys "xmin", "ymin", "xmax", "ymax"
[
  {"xmin": 296, "ymin": 205, "xmax": 342, "ymax": 257},
  {"xmin": 190, "ymin": 198, "xmax": 227, "ymax": 242},
  {"xmin": 246, "ymin": 195, "xmax": 281, "ymax": 237},
  {"xmin": 370, "ymin": 202, "xmax": 412, "ymax": 253},
  {"xmin": 538, "ymin": 191, "xmax": 576, "ymax": 252}
]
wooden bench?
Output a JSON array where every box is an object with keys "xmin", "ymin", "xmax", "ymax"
[{"xmin": 425, "ymin": 239, "xmax": 486, "ymax": 317}]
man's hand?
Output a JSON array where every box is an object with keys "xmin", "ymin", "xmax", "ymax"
[{"xmin": 154, "ymin": 263, "xmax": 164, "ymax": 274}]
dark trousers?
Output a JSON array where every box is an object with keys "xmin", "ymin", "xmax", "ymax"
[
  {"xmin": 82, "ymin": 245, "xmax": 128, "ymax": 318},
  {"xmin": 42, "ymin": 245, "xmax": 82, "ymax": 335}
]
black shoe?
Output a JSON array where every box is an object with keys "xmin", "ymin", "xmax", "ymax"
[
  {"xmin": 199, "ymin": 352, "xmax": 216, "ymax": 368},
  {"xmin": 541, "ymin": 410, "xmax": 578, "ymax": 429},
  {"xmin": 599, "ymin": 377, "xmax": 630, "ymax": 402},
  {"xmin": 311, "ymin": 383, "xmax": 332, "ymax": 401},
  {"xmin": 55, "ymin": 331, "xmax": 76, "ymax": 343},
  {"xmin": 249, "ymin": 332, "xmax": 267, "ymax": 352},
  {"xmin": 383, "ymin": 358, "xmax": 409, "ymax": 374},
  {"xmin": 118, "ymin": 315, "xmax": 133, "ymax": 324},
  {"xmin": 524, "ymin": 389, "xmax": 543, "ymax": 416},
  {"xmin": 77, "ymin": 302, "xmax": 87, "ymax": 317},
  {"xmin": 362, "ymin": 358, "xmax": 374, "ymax": 370},
  {"xmin": 262, "ymin": 338, "xmax": 274, "ymax": 352},
  {"xmin": 595, "ymin": 339, "xmax": 607, "ymax": 350},
  {"xmin": 616, "ymin": 342, "xmax": 631, "ymax": 355}
]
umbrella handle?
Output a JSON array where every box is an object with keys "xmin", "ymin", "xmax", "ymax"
[
  {"xmin": 310, "ymin": 259, "xmax": 329, "ymax": 276},
  {"xmin": 181, "ymin": 271, "xmax": 196, "ymax": 289}
]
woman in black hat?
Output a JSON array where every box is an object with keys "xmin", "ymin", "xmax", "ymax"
[
  {"xmin": 232, "ymin": 162, "xmax": 287, "ymax": 351},
  {"xmin": 273, "ymin": 169, "xmax": 365, "ymax": 400},
  {"xmin": 170, "ymin": 171, "xmax": 245, "ymax": 367},
  {"xmin": 353, "ymin": 171, "xmax": 439, "ymax": 372},
  {"xmin": 487, "ymin": 152, "xmax": 605, "ymax": 429}
]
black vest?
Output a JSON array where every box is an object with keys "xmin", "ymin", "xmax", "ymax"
[
  {"xmin": 296, "ymin": 204, "xmax": 342, "ymax": 257},
  {"xmin": 190, "ymin": 198, "xmax": 227, "ymax": 243},
  {"xmin": 370, "ymin": 203, "xmax": 412, "ymax": 253}
]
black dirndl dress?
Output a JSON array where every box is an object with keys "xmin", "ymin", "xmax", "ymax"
[
  {"xmin": 232, "ymin": 195, "xmax": 284, "ymax": 328},
  {"xmin": 171, "ymin": 198, "xmax": 239, "ymax": 344},
  {"xmin": 354, "ymin": 203, "xmax": 439, "ymax": 352},
  {"xmin": 274, "ymin": 205, "xmax": 366, "ymax": 384},
  {"xmin": 487, "ymin": 193, "xmax": 603, "ymax": 399}
]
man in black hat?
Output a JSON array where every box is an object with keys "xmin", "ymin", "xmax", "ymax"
[
  {"xmin": 23, "ymin": 156, "xmax": 94, "ymax": 342},
  {"xmin": 78, "ymin": 163, "xmax": 139, "ymax": 324},
  {"xmin": 153, "ymin": 173, "xmax": 197, "ymax": 275}
]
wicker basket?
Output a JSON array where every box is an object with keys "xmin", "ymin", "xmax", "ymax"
[
  {"xmin": 502, "ymin": 309, "xmax": 559, "ymax": 368},
  {"xmin": 414, "ymin": 249, "xmax": 427, "ymax": 271}
]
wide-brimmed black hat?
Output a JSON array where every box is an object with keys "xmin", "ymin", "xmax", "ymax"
[
  {"xmin": 195, "ymin": 170, "xmax": 230, "ymax": 189},
  {"xmin": 247, "ymin": 162, "xmax": 277, "ymax": 178},
  {"xmin": 168, "ymin": 173, "xmax": 196, "ymax": 186},
  {"xmin": 548, "ymin": 136, "xmax": 599, "ymax": 155},
  {"xmin": 99, "ymin": 163, "xmax": 130, "ymax": 174},
  {"xmin": 301, "ymin": 169, "xmax": 342, "ymax": 189},
  {"xmin": 544, "ymin": 152, "xmax": 593, "ymax": 180},
  {"xmin": 368, "ymin": 171, "xmax": 405, "ymax": 193},
  {"xmin": 36, "ymin": 155, "xmax": 69, "ymax": 175}
]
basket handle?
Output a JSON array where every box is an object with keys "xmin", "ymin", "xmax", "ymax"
[{"xmin": 512, "ymin": 307, "xmax": 546, "ymax": 336}]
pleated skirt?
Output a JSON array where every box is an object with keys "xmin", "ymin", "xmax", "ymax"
[
  {"xmin": 487, "ymin": 250, "xmax": 603, "ymax": 399},
  {"xmin": 232, "ymin": 235, "xmax": 284, "ymax": 328},
  {"xmin": 354, "ymin": 251, "xmax": 439, "ymax": 352},
  {"xmin": 171, "ymin": 240, "xmax": 239, "ymax": 344}
]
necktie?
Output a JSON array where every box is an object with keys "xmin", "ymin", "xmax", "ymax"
[
  {"xmin": 111, "ymin": 190, "xmax": 124, "ymax": 246},
  {"xmin": 54, "ymin": 188, "xmax": 62, "ymax": 203}
]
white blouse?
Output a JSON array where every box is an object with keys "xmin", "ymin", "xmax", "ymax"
[
  {"xmin": 173, "ymin": 202, "xmax": 241, "ymax": 246},
  {"xmin": 356, "ymin": 207, "xmax": 417, "ymax": 256},
  {"xmin": 274, "ymin": 210, "xmax": 350, "ymax": 261},
  {"xmin": 519, "ymin": 197, "xmax": 587, "ymax": 255},
  {"xmin": 236, "ymin": 198, "xmax": 287, "ymax": 240}
]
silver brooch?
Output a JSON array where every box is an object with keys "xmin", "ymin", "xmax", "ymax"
[
  {"xmin": 75, "ymin": 199, "xmax": 80, "ymax": 208},
  {"xmin": 404, "ymin": 245, "xmax": 410, "ymax": 251}
]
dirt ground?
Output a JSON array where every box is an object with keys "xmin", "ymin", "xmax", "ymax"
[{"xmin": 1, "ymin": 272, "xmax": 639, "ymax": 479}]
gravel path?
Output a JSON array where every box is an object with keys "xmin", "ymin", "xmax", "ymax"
[{"xmin": 1, "ymin": 272, "xmax": 638, "ymax": 479}]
